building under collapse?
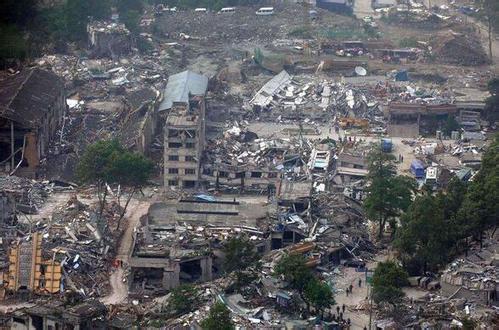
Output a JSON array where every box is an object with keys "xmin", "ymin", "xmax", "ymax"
[
  {"xmin": 160, "ymin": 70, "xmax": 208, "ymax": 189},
  {"xmin": 0, "ymin": 68, "xmax": 66, "ymax": 177},
  {"xmin": 128, "ymin": 197, "xmax": 270, "ymax": 293},
  {"xmin": 386, "ymin": 102, "xmax": 458, "ymax": 137},
  {"xmin": 87, "ymin": 21, "xmax": 132, "ymax": 58},
  {"xmin": 2, "ymin": 233, "xmax": 61, "ymax": 296}
]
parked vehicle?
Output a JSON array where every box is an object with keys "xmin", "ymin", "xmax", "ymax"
[
  {"xmin": 256, "ymin": 7, "xmax": 274, "ymax": 16},
  {"xmin": 219, "ymin": 7, "xmax": 235, "ymax": 14}
]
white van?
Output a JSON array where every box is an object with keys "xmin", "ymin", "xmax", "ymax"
[
  {"xmin": 219, "ymin": 7, "xmax": 235, "ymax": 14},
  {"xmin": 256, "ymin": 7, "xmax": 274, "ymax": 16},
  {"xmin": 194, "ymin": 8, "xmax": 207, "ymax": 13}
]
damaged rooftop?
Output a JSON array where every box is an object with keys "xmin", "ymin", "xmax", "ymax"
[{"xmin": 0, "ymin": 0, "xmax": 498, "ymax": 329}]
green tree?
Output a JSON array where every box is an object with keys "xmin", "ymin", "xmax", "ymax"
[
  {"xmin": 201, "ymin": 301, "xmax": 234, "ymax": 330},
  {"xmin": 303, "ymin": 278, "xmax": 335, "ymax": 317},
  {"xmin": 60, "ymin": 0, "xmax": 111, "ymax": 41},
  {"xmin": 170, "ymin": 284, "xmax": 199, "ymax": 316},
  {"xmin": 115, "ymin": 0, "xmax": 144, "ymax": 12},
  {"xmin": 484, "ymin": 77, "xmax": 499, "ymax": 123},
  {"xmin": 372, "ymin": 261, "xmax": 408, "ymax": 305},
  {"xmin": 0, "ymin": 24, "xmax": 27, "ymax": 63},
  {"xmin": 443, "ymin": 115, "xmax": 460, "ymax": 137},
  {"xmin": 76, "ymin": 140, "xmax": 153, "ymax": 224},
  {"xmin": 0, "ymin": 0, "xmax": 36, "ymax": 27},
  {"xmin": 223, "ymin": 236, "xmax": 259, "ymax": 274},
  {"xmin": 476, "ymin": 0, "xmax": 499, "ymax": 58},
  {"xmin": 395, "ymin": 195, "xmax": 452, "ymax": 273},
  {"xmin": 364, "ymin": 145, "xmax": 416, "ymax": 238},
  {"xmin": 76, "ymin": 140, "xmax": 123, "ymax": 219},
  {"xmin": 106, "ymin": 150, "xmax": 154, "ymax": 227},
  {"xmin": 274, "ymin": 254, "xmax": 313, "ymax": 293},
  {"xmin": 458, "ymin": 134, "xmax": 499, "ymax": 247},
  {"xmin": 461, "ymin": 317, "xmax": 477, "ymax": 330},
  {"xmin": 121, "ymin": 10, "xmax": 142, "ymax": 33}
]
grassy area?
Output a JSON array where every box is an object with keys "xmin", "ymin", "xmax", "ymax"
[{"xmin": 318, "ymin": 26, "xmax": 368, "ymax": 40}]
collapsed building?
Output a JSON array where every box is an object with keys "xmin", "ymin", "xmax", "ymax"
[
  {"xmin": 87, "ymin": 21, "xmax": 132, "ymax": 58},
  {"xmin": 386, "ymin": 102, "xmax": 457, "ymax": 137},
  {"xmin": 440, "ymin": 238, "xmax": 499, "ymax": 306},
  {"xmin": 160, "ymin": 70, "xmax": 208, "ymax": 189},
  {"xmin": 118, "ymin": 88, "xmax": 159, "ymax": 155},
  {"xmin": 128, "ymin": 197, "xmax": 270, "ymax": 293},
  {"xmin": 0, "ymin": 68, "xmax": 66, "ymax": 177},
  {"xmin": 10, "ymin": 300, "xmax": 107, "ymax": 330},
  {"xmin": 2, "ymin": 233, "xmax": 61, "ymax": 296}
]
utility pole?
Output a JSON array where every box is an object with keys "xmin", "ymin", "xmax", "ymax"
[
  {"xmin": 10, "ymin": 121, "xmax": 15, "ymax": 170},
  {"xmin": 368, "ymin": 284, "xmax": 373, "ymax": 329}
]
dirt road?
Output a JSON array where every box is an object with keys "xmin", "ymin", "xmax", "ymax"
[
  {"xmin": 100, "ymin": 197, "xmax": 152, "ymax": 305},
  {"xmin": 353, "ymin": 0, "xmax": 375, "ymax": 19},
  {"xmin": 332, "ymin": 253, "xmax": 384, "ymax": 329}
]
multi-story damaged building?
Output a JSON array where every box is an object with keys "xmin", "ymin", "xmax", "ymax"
[
  {"xmin": 0, "ymin": 68, "xmax": 65, "ymax": 177},
  {"xmin": 160, "ymin": 70, "xmax": 208, "ymax": 189}
]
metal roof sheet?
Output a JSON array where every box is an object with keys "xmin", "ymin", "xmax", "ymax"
[{"xmin": 158, "ymin": 70, "xmax": 208, "ymax": 112}]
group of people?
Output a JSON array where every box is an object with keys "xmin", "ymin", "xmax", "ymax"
[{"xmin": 346, "ymin": 278, "xmax": 362, "ymax": 296}]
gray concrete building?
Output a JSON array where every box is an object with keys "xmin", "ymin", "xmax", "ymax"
[{"xmin": 160, "ymin": 71, "xmax": 208, "ymax": 189}]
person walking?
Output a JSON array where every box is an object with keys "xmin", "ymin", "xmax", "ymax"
[
  {"xmin": 358, "ymin": 278, "xmax": 362, "ymax": 287},
  {"xmin": 342, "ymin": 304, "xmax": 346, "ymax": 313}
]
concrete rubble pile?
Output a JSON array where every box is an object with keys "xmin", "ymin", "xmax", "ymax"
[
  {"xmin": 430, "ymin": 31, "xmax": 490, "ymax": 67},
  {"xmin": 0, "ymin": 176, "xmax": 54, "ymax": 213},
  {"xmin": 28, "ymin": 195, "xmax": 121, "ymax": 297},
  {"xmin": 248, "ymin": 70, "xmax": 383, "ymax": 123}
]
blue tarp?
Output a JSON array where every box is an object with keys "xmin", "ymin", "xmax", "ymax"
[
  {"xmin": 195, "ymin": 194, "xmax": 216, "ymax": 202},
  {"xmin": 395, "ymin": 70, "xmax": 408, "ymax": 81},
  {"xmin": 410, "ymin": 159, "xmax": 425, "ymax": 178},
  {"xmin": 381, "ymin": 138, "xmax": 392, "ymax": 152}
]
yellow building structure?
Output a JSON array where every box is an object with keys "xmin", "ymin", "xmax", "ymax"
[{"xmin": 6, "ymin": 232, "xmax": 61, "ymax": 294}]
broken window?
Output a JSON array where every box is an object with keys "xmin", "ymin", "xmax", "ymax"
[
  {"xmin": 168, "ymin": 130, "xmax": 180, "ymax": 138},
  {"xmin": 183, "ymin": 180, "xmax": 196, "ymax": 188},
  {"xmin": 185, "ymin": 155, "xmax": 195, "ymax": 162},
  {"xmin": 235, "ymin": 171, "xmax": 245, "ymax": 178},
  {"xmin": 186, "ymin": 130, "xmax": 196, "ymax": 138},
  {"xmin": 251, "ymin": 171, "xmax": 262, "ymax": 178},
  {"xmin": 185, "ymin": 169, "xmax": 195, "ymax": 175},
  {"xmin": 168, "ymin": 180, "xmax": 178, "ymax": 186},
  {"xmin": 168, "ymin": 155, "xmax": 179, "ymax": 161},
  {"xmin": 185, "ymin": 142, "xmax": 195, "ymax": 149},
  {"xmin": 179, "ymin": 259, "xmax": 202, "ymax": 283},
  {"xmin": 219, "ymin": 171, "xmax": 229, "ymax": 178},
  {"xmin": 268, "ymin": 172, "xmax": 277, "ymax": 178},
  {"xmin": 168, "ymin": 168, "xmax": 179, "ymax": 174},
  {"xmin": 168, "ymin": 142, "xmax": 182, "ymax": 148}
]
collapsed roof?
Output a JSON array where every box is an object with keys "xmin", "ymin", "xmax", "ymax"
[
  {"xmin": 0, "ymin": 68, "xmax": 64, "ymax": 128},
  {"xmin": 158, "ymin": 70, "xmax": 208, "ymax": 112}
]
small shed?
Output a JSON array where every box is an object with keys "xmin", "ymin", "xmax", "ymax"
[{"xmin": 410, "ymin": 159, "xmax": 425, "ymax": 178}]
